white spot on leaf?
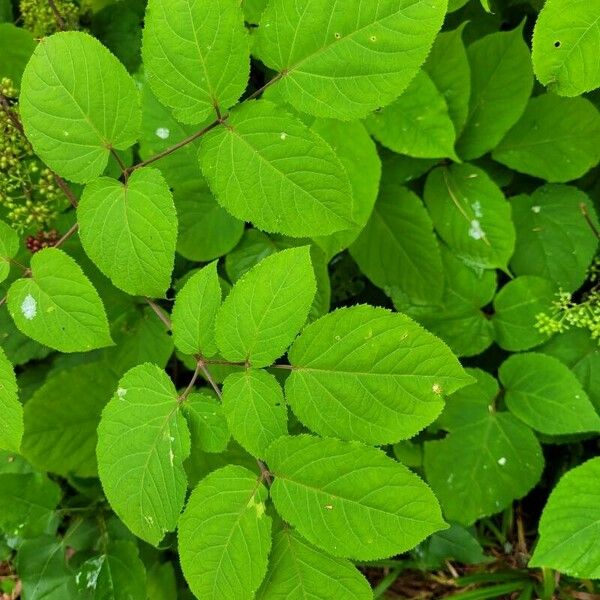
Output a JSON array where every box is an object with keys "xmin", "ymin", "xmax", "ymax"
[
  {"xmin": 498, "ymin": 457, "xmax": 507, "ymax": 466},
  {"xmin": 531, "ymin": 205, "xmax": 541, "ymax": 213},
  {"xmin": 117, "ymin": 388, "xmax": 127, "ymax": 399},
  {"xmin": 21, "ymin": 295, "xmax": 37, "ymax": 320},
  {"xmin": 155, "ymin": 127, "xmax": 170, "ymax": 140},
  {"xmin": 471, "ymin": 201, "xmax": 483, "ymax": 218},
  {"xmin": 280, "ymin": 132, "xmax": 287, "ymax": 140},
  {"xmin": 468, "ymin": 219, "xmax": 486, "ymax": 240}
]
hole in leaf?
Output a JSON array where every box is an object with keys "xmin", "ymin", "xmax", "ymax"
[{"xmin": 554, "ymin": 41, "xmax": 561, "ymax": 48}]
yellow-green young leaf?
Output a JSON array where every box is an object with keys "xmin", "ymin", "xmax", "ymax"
[
  {"xmin": 256, "ymin": 528, "xmax": 372, "ymax": 600},
  {"xmin": 0, "ymin": 348, "xmax": 21, "ymax": 453},
  {"xmin": 182, "ymin": 392, "xmax": 230, "ymax": 454},
  {"xmin": 142, "ymin": 0, "xmax": 249, "ymax": 124},
  {"xmin": 492, "ymin": 276, "xmax": 558, "ymax": 352},
  {"xmin": 350, "ymin": 180, "xmax": 443, "ymax": 306},
  {"xmin": 78, "ymin": 167, "xmax": 177, "ymax": 298},
  {"xmin": 172, "ymin": 261, "xmax": 221, "ymax": 357},
  {"xmin": 424, "ymin": 413, "xmax": 544, "ymax": 525},
  {"xmin": 178, "ymin": 465, "xmax": 272, "ymax": 600},
  {"xmin": 267, "ymin": 435, "xmax": 447, "ymax": 560},
  {"xmin": 286, "ymin": 305, "xmax": 471, "ymax": 445},
  {"xmin": 97, "ymin": 364, "xmax": 190, "ymax": 546},
  {"xmin": 457, "ymin": 26, "xmax": 533, "ymax": 160},
  {"xmin": 222, "ymin": 370, "xmax": 287, "ymax": 459},
  {"xmin": 20, "ymin": 32, "xmax": 141, "ymax": 183},
  {"xmin": 7, "ymin": 248, "xmax": 113, "ymax": 353},
  {"xmin": 199, "ymin": 100, "xmax": 354, "ymax": 237},
  {"xmin": 22, "ymin": 363, "xmax": 118, "ymax": 477},
  {"xmin": 499, "ymin": 353, "xmax": 600, "ymax": 436},
  {"xmin": 366, "ymin": 70, "xmax": 457, "ymax": 160},
  {"xmin": 423, "ymin": 24, "xmax": 471, "ymax": 133},
  {"xmin": 254, "ymin": 0, "xmax": 447, "ymax": 120},
  {"xmin": 510, "ymin": 186, "xmax": 599, "ymax": 292},
  {"xmin": 424, "ymin": 164, "xmax": 515, "ymax": 272},
  {"xmin": 532, "ymin": 0, "xmax": 600, "ymax": 97},
  {"xmin": 0, "ymin": 220, "xmax": 18, "ymax": 284},
  {"xmin": 216, "ymin": 246, "xmax": 316, "ymax": 368},
  {"xmin": 76, "ymin": 541, "xmax": 146, "ymax": 600},
  {"xmin": 493, "ymin": 94, "xmax": 600, "ymax": 182},
  {"xmin": 530, "ymin": 457, "xmax": 600, "ymax": 578}
]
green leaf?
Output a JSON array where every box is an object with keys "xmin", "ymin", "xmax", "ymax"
[
  {"xmin": 424, "ymin": 412, "xmax": 544, "ymax": 525},
  {"xmin": 0, "ymin": 347, "xmax": 22, "ymax": 453},
  {"xmin": 417, "ymin": 524, "xmax": 489, "ymax": 569},
  {"xmin": 0, "ymin": 219, "xmax": 18, "ymax": 284},
  {"xmin": 97, "ymin": 364, "xmax": 190, "ymax": 545},
  {"xmin": 366, "ymin": 70, "xmax": 457, "ymax": 160},
  {"xmin": 493, "ymin": 94, "xmax": 600, "ymax": 182},
  {"xmin": 199, "ymin": 100, "xmax": 354, "ymax": 236},
  {"xmin": 456, "ymin": 25, "xmax": 533, "ymax": 160},
  {"xmin": 530, "ymin": 457, "xmax": 600, "ymax": 578},
  {"xmin": 172, "ymin": 261, "xmax": 221, "ymax": 357},
  {"xmin": 216, "ymin": 246, "xmax": 316, "ymax": 368},
  {"xmin": 178, "ymin": 465, "xmax": 272, "ymax": 600},
  {"xmin": 254, "ymin": 0, "xmax": 447, "ymax": 120},
  {"xmin": 423, "ymin": 24, "xmax": 471, "ymax": 133},
  {"xmin": 243, "ymin": 0, "xmax": 268, "ymax": 23},
  {"xmin": 256, "ymin": 527, "xmax": 372, "ymax": 600},
  {"xmin": 267, "ymin": 435, "xmax": 446, "ymax": 560},
  {"xmin": 174, "ymin": 181, "xmax": 244, "ymax": 262},
  {"xmin": 182, "ymin": 392, "xmax": 230, "ymax": 454},
  {"xmin": 532, "ymin": 0, "xmax": 600, "ymax": 97},
  {"xmin": 499, "ymin": 352, "xmax": 600, "ymax": 436},
  {"xmin": 142, "ymin": 0, "xmax": 249, "ymax": 124},
  {"xmin": 20, "ymin": 31, "xmax": 141, "ymax": 183},
  {"xmin": 286, "ymin": 305, "xmax": 472, "ymax": 444},
  {"xmin": 510, "ymin": 185, "xmax": 599, "ymax": 292},
  {"xmin": 22, "ymin": 363, "xmax": 117, "ymax": 477},
  {"xmin": 424, "ymin": 164, "xmax": 515, "ymax": 271},
  {"xmin": 78, "ymin": 167, "xmax": 177, "ymax": 298},
  {"xmin": 0, "ymin": 473, "xmax": 60, "ymax": 538},
  {"xmin": 350, "ymin": 180, "xmax": 443, "ymax": 305},
  {"xmin": 7, "ymin": 248, "xmax": 113, "ymax": 353},
  {"xmin": 0, "ymin": 23, "xmax": 35, "ymax": 86},
  {"xmin": 492, "ymin": 276, "xmax": 557, "ymax": 352},
  {"xmin": 222, "ymin": 369, "xmax": 287, "ymax": 459},
  {"xmin": 76, "ymin": 541, "xmax": 146, "ymax": 600}
]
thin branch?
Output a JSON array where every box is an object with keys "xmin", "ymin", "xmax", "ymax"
[
  {"xmin": 109, "ymin": 147, "xmax": 128, "ymax": 178},
  {"xmin": 272, "ymin": 363, "xmax": 294, "ymax": 370},
  {"xmin": 178, "ymin": 360, "xmax": 202, "ymax": 402},
  {"xmin": 581, "ymin": 202, "xmax": 600, "ymax": 240},
  {"xmin": 54, "ymin": 222, "xmax": 79, "ymax": 248},
  {"xmin": 198, "ymin": 362, "xmax": 222, "ymax": 399},
  {"xmin": 145, "ymin": 297, "xmax": 172, "ymax": 330},
  {"xmin": 0, "ymin": 94, "xmax": 24, "ymax": 134},
  {"xmin": 53, "ymin": 173, "xmax": 78, "ymax": 208},
  {"xmin": 47, "ymin": 0, "xmax": 66, "ymax": 30},
  {"xmin": 244, "ymin": 73, "xmax": 283, "ymax": 103}
]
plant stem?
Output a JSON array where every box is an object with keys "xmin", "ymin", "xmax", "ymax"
[
  {"xmin": 48, "ymin": 0, "xmax": 66, "ymax": 30},
  {"xmin": 55, "ymin": 222, "xmax": 79, "ymax": 248},
  {"xmin": 178, "ymin": 359, "xmax": 202, "ymax": 402},
  {"xmin": 145, "ymin": 297, "xmax": 172, "ymax": 330}
]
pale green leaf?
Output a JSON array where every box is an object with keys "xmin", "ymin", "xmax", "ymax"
[
  {"xmin": 499, "ymin": 352, "xmax": 600, "ymax": 436},
  {"xmin": 366, "ymin": 70, "xmax": 457, "ymax": 160},
  {"xmin": 423, "ymin": 24, "xmax": 471, "ymax": 133},
  {"xmin": 199, "ymin": 100, "xmax": 354, "ymax": 237},
  {"xmin": 493, "ymin": 94, "xmax": 600, "ymax": 182},
  {"xmin": 22, "ymin": 363, "xmax": 117, "ymax": 477},
  {"xmin": 532, "ymin": 0, "xmax": 600, "ymax": 97},
  {"xmin": 7, "ymin": 248, "xmax": 113, "ymax": 353},
  {"xmin": 457, "ymin": 26, "xmax": 533, "ymax": 160},
  {"xmin": 97, "ymin": 364, "xmax": 190, "ymax": 545},
  {"xmin": 216, "ymin": 246, "xmax": 316, "ymax": 368},
  {"xmin": 78, "ymin": 167, "xmax": 177, "ymax": 298},
  {"xmin": 424, "ymin": 164, "xmax": 515, "ymax": 271},
  {"xmin": 267, "ymin": 435, "xmax": 446, "ymax": 560},
  {"xmin": 0, "ymin": 219, "xmax": 18, "ymax": 284},
  {"xmin": 142, "ymin": 0, "xmax": 249, "ymax": 124},
  {"xmin": 172, "ymin": 261, "xmax": 221, "ymax": 357},
  {"xmin": 286, "ymin": 305, "xmax": 472, "ymax": 445},
  {"xmin": 254, "ymin": 0, "xmax": 447, "ymax": 120},
  {"xmin": 222, "ymin": 369, "xmax": 287, "ymax": 459},
  {"xmin": 350, "ymin": 180, "xmax": 443, "ymax": 305},
  {"xmin": 424, "ymin": 413, "xmax": 544, "ymax": 525},
  {"xmin": 256, "ymin": 527, "xmax": 372, "ymax": 600},
  {"xmin": 492, "ymin": 276, "xmax": 557, "ymax": 351},
  {"xmin": 178, "ymin": 465, "xmax": 271, "ymax": 600},
  {"xmin": 510, "ymin": 186, "xmax": 599, "ymax": 291},
  {"xmin": 20, "ymin": 32, "xmax": 141, "ymax": 183},
  {"xmin": 0, "ymin": 347, "xmax": 22, "ymax": 453},
  {"xmin": 530, "ymin": 457, "xmax": 600, "ymax": 578},
  {"xmin": 182, "ymin": 392, "xmax": 230, "ymax": 454}
]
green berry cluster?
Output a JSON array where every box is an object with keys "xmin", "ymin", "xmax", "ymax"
[
  {"xmin": 0, "ymin": 78, "xmax": 63, "ymax": 232},
  {"xmin": 20, "ymin": 0, "xmax": 80, "ymax": 38},
  {"xmin": 536, "ymin": 259, "xmax": 600, "ymax": 342}
]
